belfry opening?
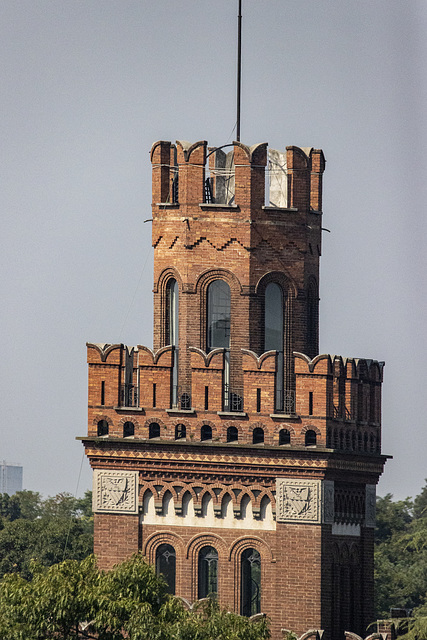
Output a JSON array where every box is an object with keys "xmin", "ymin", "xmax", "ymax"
[{"xmin": 81, "ymin": 138, "xmax": 387, "ymax": 640}]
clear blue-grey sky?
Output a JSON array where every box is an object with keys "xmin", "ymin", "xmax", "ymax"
[{"xmin": 1, "ymin": 1, "xmax": 426, "ymax": 500}]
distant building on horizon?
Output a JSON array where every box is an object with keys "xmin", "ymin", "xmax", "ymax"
[{"xmin": 0, "ymin": 461, "xmax": 23, "ymax": 495}]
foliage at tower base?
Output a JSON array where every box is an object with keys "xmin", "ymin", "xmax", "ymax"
[
  {"xmin": 0, "ymin": 554, "xmax": 270, "ymax": 640},
  {"xmin": 0, "ymin": 490, "xmax": 93, "ymax": 579},
  {"xmin": 375, "ymin": 479, "xmax": 427, "ymax": 620}
]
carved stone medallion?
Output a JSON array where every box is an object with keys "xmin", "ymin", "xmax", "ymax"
[
  {"xmin": 276, "ymin": 478, "xmax": 321, "ymax": 524},
  {"xmin": 93, "ymin": 470, "xmax": 138, "ymax": 514}
]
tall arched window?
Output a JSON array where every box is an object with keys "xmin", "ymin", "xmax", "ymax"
[
  {"xmin": 307, "ymin": 279, "xmax": 318, "ymax": 358},
  {"xmin": 264, "ymin": 283, "xmax": 284, "ymax": 412},
  {"xmin": 166, "ymin": 279, "xmax": 179, "ymax": 346},
  {"xmin": 241, "ymin": 548, "xmax": 261, "ymax": 616},
  {"xmin": 155, "ymin": 544, "xmax": 176, "ymax": 594},
  {"xmin": 198, "ymin": 546, "xmax": 218, "ymax": 599},
  {"xmin": 167, "ymin": 278, "xmax": 179, "ymax": 407},
  {"xmin": 264, "ymin": 283, "xmax": 283, "ymax": 352},
  {"xmin": 207, "ymin": 280, "xmax": 230, "ymax": 351}
]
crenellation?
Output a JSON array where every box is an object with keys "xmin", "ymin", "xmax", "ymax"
[{"xmin": 82, "ymin": 137, "xmax": 387, "ymax": 640}]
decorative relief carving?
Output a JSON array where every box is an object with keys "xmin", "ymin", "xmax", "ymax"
[
  {"xmin": 323, "ymin": 480, "xmax": 335, "ymax": 524},
  {"xmin": 365, "ymin": 484, "xmax": 376, "ymax": 528},
  {"xmin": 276, "ymin": 479, "xmax": 321, "ymax": 524},
  {"xmin": 93, "ymin": 470, "xmax": 138, "ymax": 514}
]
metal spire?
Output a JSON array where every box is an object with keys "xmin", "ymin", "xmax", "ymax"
[{"xmin": 236, "ymin": 0, "xmax": 242, "ymax": 142}]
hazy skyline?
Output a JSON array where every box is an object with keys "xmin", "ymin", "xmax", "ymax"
[{"xmin": 1, "ymin": 1, "xmax": 426, "ymax": 500}]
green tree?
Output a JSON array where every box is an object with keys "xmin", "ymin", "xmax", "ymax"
[
  {"xmin": 0, "ymin": 491, "xmax": 93, "ymax": 580},
  {"xmin": 375, "ymin": 482, "xmax": 427, "ymax": 620},
  {"xmin": 0, "ymin": 554, "xmax": 270, "ymax": 640}
]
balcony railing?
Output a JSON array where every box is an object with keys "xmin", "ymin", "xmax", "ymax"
[
  {"xmin": 333, "ymin": 403, "xmax": 353, "ymax": 421},
  {"xmin": 275, "ymin": 389, "xmax": 296, "ymax": 415},
  {"xmin": 172, "ymin": 386, "xmax": 192, "ymax": 410},
  {"xmin": 120, "ymin": 384, "xmax": 139, "ymax": 408},
  {"xmin": 223, "ymin": 384, "xmax": 244, "ymax": 412}
]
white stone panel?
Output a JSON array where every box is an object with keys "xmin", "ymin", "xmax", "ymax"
[{"xmin": 93, "ymin": 470, "xmax": 138, "ymax": 514}]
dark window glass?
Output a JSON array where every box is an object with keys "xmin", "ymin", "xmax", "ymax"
[
  {"xmin": 264, "ymin": 283, "xmax": 283, "ymax": 352},
  {"xmin": 149, "ymin": 423, "xmax": 160, "ymax": 439},
  {"xmin": 227, "ymin": 426, "xmax": 238, "ymax": 442},
  {"xmin": 256, "ymin": 388, "xmax": 261, "ymax": 412},
  {"xmin": 207, "ymin": 280, "xmax": 230, "ymax": 351},
  {"xmin": 156, "ymin": 544, "xmax": 176, "ymax": 594},
  {"xmin": 97, "ymin": 420, "xmax": 108, "ymax": 436},
  {"xmin": 305, "ymin": 429, "xmax": 317, "ymax": 446},
  {"xmin": 253, "ymin": 427, "xmax": 264, "ymax": 444},
  {"xmin": 279, "ymin": 429, "xmax": 290, "ymax": 445},
  {"xmin": 101, "ymin": 381, "xmax": 105, "ymax": 405},
  {"xmin": 175, "ymin": 424, "xmax": 186, "ymax": 440},
  {"xmin": 123, "ymin": 421, "xmax": 134, "ymax": 437},
  {"xmin": 241, "ymin": 548, "xmax": 261, "ymax": 616},
  {"xmin": 307, "ymin": 280, "xmax": 318, "ymax": 357},
  {"xmin": 166, "ymin": 279, "xmax": 179, "ymax": 346},
  {"xmin": 201, "ymin": 424, "xmax": 212, "ymax": 441},
  {"xmin": 198, "ymin": 546, "xmax": 218, "ymax": 598}
]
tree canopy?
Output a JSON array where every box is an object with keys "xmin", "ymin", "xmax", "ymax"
[
  {"xmin": 0, "ymin": 490, "xmax": 93, "ymax": 579},
  {"xmin": 375, "ymin": 480, "xmax": 427, "ymax": 621},
  {"xmin": 0, "ymin": 554, "xmax": 270, "ymax": 640}
]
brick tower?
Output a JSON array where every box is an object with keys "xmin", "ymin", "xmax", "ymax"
[{"xmin": 81, "ymin": 139, "xmax": 387, "ymax": 640}]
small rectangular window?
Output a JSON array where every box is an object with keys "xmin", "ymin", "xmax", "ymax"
[
  {"xmin": 309, "ymin": 392, "xmax": 313, "ymax": 416},
  {"xmin": 101, "ymin": 381, "xmax": 105, "ymax": 406},
  {"xmin": 153, "ymin": 383, "xmax": 157, "ymax": 408},
  {"xmin": 256, "ymin": 388, "xmax": 261, "ymax": 413},
  {"xmin": 204, "ymin": 386, "xmax": 209, "ymax": 410}
]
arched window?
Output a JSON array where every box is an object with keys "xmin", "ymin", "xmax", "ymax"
[
  {"xmin": 264, "ymin": 283, "xmax": 285, "ymax": 413},
  {"xmin": 198, "ymin": 546, "xmax": 218, "ymax": 599},
  {"xmin": 155, "ymin": 544, "xmax": 176, "ymax": 594},
  {"xmin": 307, "ymin": 279, "xmax": 318, "ymax": 358},
  {"xmin": 279, "ymin": 429, "xmax": 290, "ymax": 445},
  {"xmin": 264, "ymin": 283, "xmax": 283, "ymax": 352},
  {"xmin": 207, "ymin": 280, "xmax": 230, "ymax": 351},
  {"xmin": 167, "ymin": 279, "xmax": 180, "ymax": 408},
  {"xmin": 253, "ymin": 427, "xmax": 264, "ymax": 444},
  {"xmin": 149, "ymin": 422, "xmax": 160, "ymax": 439},
  {"xmin": 97, "ymin": 420, "xmax": 108, "ymax": 437},
  {"xmin": 201, "ymin": 424, "xmax": 212, "ymax": 441},
  {"xmin": 241, "ymin": 548, "xmax": 261, "ymax": 616},
  {"xmin": 227, "ymin": 426, "xmax": 238, "ymax": 442},
  {"xmin": 305, "ymin": 429, "xmax": 317, "ymax": 446},
  {"xmin": 175, "ymin": 424, "xmax": 186, "ymax": 440},
  {"xmin": 123, "ymin": 421, "xmax": 134, "ymax": 437},
  {"xmin": 166, "ymin": 279, "xmax": 179, "ymax": 346}
]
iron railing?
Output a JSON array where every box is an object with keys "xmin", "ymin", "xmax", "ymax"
[
  {"xmin": 172, "ymin": 386, "xmax": 192, "ymax": 410},
  {"xmin": 120, "ymin": 384, "xmax": 139, "ymax": 408},
  {"xmin": 223, "ymin": 384, "xmax": 244, "ymax": 412},
  {"xmin": 275, "ymin": 389, "xmax": 296, "ymax": 415}
]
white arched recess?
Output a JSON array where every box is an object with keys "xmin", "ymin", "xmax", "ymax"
[{"xmin": 141, "ymin": 490, "xmax": 275, "ymax": 531}]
